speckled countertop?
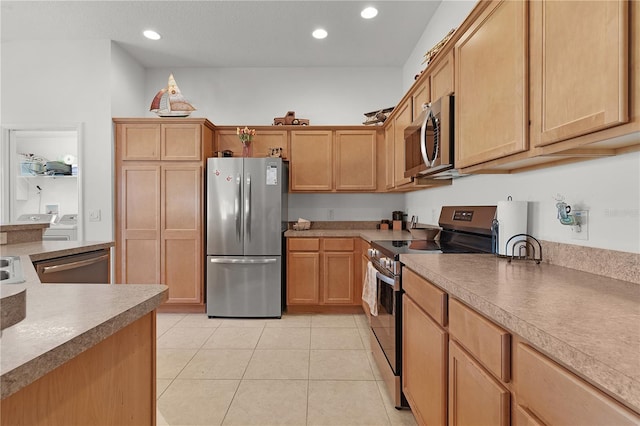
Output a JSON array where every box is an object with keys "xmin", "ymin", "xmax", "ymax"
[
  {"xmin": 401, "ymin": 254, "xmax": 640, "ymax": 413},
  {"xmin": 0, "ymin": 241, "xmax": 168, "ymax": 399}
]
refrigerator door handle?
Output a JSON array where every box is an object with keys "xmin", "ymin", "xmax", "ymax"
[
  {"xmin": 209, "ymin": 258, "xmax": 277, "ymax": 264},
  {"xmin": 235, "ymin": 173, "xmax": 241, "ymax": 242},
  {"xmin": 245, "ymin": 173, "xmax": 252, "ymax": 241}
]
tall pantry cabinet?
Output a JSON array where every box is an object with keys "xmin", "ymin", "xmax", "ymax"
[{"xmin": 113, "ymin": 118, "xmax": 215, "ymax": 312}]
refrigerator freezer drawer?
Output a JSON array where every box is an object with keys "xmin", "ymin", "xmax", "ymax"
[{"xmin": 206, "ymin": 256, "xmax": 282, "ymax": 318}]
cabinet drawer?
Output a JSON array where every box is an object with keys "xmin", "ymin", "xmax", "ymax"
[
  {"xmin": 323, "ymin": 238, "xmax": 354, "ymax": 251},
  {"xmin": 449, "ymin": 298, "xmax": 510, "ymax": 382},
  {"xmin": 288, "ymin": 238, "xmax": 320, "ymax": 251},
  {"xmin": 516, "ymin": 343, "xmax": 640, "ymax": 425},
  {"xmin": 402, "ymin": 268, "xmax": 447, "ymax": 326}
]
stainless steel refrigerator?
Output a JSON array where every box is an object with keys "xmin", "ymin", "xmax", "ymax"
[{"xmin": 206, "ymin": 157, "xmax": 287, "ymax": 318}]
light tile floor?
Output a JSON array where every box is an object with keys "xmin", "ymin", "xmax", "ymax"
[{"xmin": 156, "ymin": 312, "xmax": 417, "ymax": 426}]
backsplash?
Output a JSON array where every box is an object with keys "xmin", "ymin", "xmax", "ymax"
[{"xmin": 540, "ymin": 240, "xmax": 640, "ymax": 285}]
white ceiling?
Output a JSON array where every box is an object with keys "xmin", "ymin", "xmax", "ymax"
[{"xmin": 1, "ymin": 1, "xmax": 442, "ymax": 68}]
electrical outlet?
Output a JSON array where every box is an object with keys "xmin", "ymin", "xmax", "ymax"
[
  {"xmin": 571, "ymin": 210, "xmax": 588, "ymax": 240},
  {"xmin": 327, "ymin": 209, "xmax": 334, "ymax": 220},
  {"xmin": 89, "ymin": 209, "xmax": 101, "ymax": 222}
]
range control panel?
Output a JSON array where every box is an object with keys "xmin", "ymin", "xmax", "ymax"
[{"xmin": 453, "ymin": 210, "xmax": 474, "ymax": 222}]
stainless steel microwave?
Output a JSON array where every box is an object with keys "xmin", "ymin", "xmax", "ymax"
[{"xmin": 404, "ymin": 95, "xmax": 454, "ymax": 178}]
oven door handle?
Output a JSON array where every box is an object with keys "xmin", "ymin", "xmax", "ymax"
[{"xmin": 376, "ymin": 271, "xmax": 400, "ymax": 291}]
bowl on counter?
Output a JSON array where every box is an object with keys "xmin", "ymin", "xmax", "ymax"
[{"xmin": 408, "ymin": 226, "xmax": 440, "ymax": 240}]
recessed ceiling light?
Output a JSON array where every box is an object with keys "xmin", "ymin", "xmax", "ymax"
[
  {"xmin": 361, "ymin": 7, "xmax": 378, "ymax": 19},
  {"xmin": 143, "ymin": 30, "xmax": 161, "ymax": 41},
  {"xmin": 312, "ymin": 29, "xmax": 328, "ymax": 40}
]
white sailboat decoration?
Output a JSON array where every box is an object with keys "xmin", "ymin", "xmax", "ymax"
[{"xmin": 150, "ymin": 73, "xmax": 196, "ymax": 117}]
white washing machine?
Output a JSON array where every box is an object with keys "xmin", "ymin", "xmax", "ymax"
[
  {"xmin": 16, "ymin": 213, "xmax": 78, "ymax": 241},
  {"xmin": 45, "ymin": 214, "xmax": 78, "ymax": 241}
]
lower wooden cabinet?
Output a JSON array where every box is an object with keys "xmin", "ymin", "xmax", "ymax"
[
  {"xmin": 449, "ymin": 340, "xmax": 511, "ymax": 426},
  {"xmin": 516, "ymin": 343, "xmax": 640, "ymax": 425},
  {"xmin": 286, "ymin": 237, "xmax": 362, "ymax": 312},
  {"xmin": 403, "ymin": 294, "xmax": 448, "ymax": 426}
]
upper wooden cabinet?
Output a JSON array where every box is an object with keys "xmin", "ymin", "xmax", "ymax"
[
  {"xmin": 161, "ymin": 124, "xmax": 202, "ymax": 160},
  {"xmin": 454, "ymin": 0, "xmax": 528, "ymax": 169},
  {"xmin": 429, "ymin": 50, "xmax": 454, "ymax": 102},
  {"xmin": 216, "ymin": 127, "xmax": 288, "ymax": 159},
  {"xmin": 290, "ymin": 128, "xmax": 379, "ymax": 192},
  {"xmin": 411, "ymin": 80, "xmax": 430, "ymax": 121},
  {"xmin": 290, "ymin": 130, "xmax": 333, "ymax": 191},
  {"xmin": 118, "ymin": 121, "xmax": 206, "ymax": 161},
  {"xmin": 384, "ymin": 122, "xmax": 395, "ymax": 190},
  {"xmin": 392, "ymin": 100, "xmax": 413, "ymax": 187},
  {"xmin": 529, "ymin": 0, "xmax": 629, "ymax": 147},
  {"xmin": 334, "ymin": 130, "xmax": 377, "ymax": 191}
]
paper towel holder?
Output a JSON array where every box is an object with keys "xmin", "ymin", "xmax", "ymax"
[{"xmin": 504, "ymin": 233, "xmax": 543, "ymax": 264}]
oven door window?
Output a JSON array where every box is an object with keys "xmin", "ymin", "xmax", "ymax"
[{"xmin": 371, "ymin": 272, "xmax": 397, "ymax": 373}]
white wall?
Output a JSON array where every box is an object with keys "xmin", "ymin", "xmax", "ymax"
[
  {"xmin": 1, "ymin": 39, "xmax": 113, "ymax": 241},
  {"xmin": 288, "ymin": 193, "xmax": 405, "ymax": 222},
  {"xmin": 110, "ymin": 42, "xmax": 147, "ymax": 117},
  {"xmin": 145, "ymin": 67, "xmax": 402, "ymax": 125}
]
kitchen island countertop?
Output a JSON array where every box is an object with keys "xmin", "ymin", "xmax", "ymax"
[
  {"xmin": 401, "ymin": 253, "xmax": 640, "ymax": 414},
  {"xmin": 0, "ymin": 240, "xmax": 167, "ymax": 399}
]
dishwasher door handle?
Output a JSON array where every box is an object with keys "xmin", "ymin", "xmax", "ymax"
[{"xmin": 40, "ymin": 254, "xmax": 110, "ymax": 274}]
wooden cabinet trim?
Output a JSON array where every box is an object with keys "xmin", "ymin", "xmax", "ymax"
[{"xmin": 449, "ymin": 298, "xmax": 511, "ymax": 382}]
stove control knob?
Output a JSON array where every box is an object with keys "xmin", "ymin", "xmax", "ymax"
[
  {"xmin": 380, "ymin": 257, "xmax": 389, "ymax": 268},
  {"xmin": 368, "ymin": 248, "xmax": 378, "ymax": 258}
]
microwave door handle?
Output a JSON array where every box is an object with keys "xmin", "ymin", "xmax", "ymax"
[{"xmin": 420, "ymin": 108, "xmax": 431, "ymax": 168}]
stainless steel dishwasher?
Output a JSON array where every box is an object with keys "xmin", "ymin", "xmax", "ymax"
[{"xmin": 34, "ymin": 249, "xmax": 110, "ymax": 283}]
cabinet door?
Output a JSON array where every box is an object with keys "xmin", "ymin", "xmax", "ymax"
[
  {"xmin": 118, "ymin": 165, "xmax": 161, "ymax": 284},
  {"xmin": 384, "ymin": 122, "xmax": 395, "ymax": 190},
  {"xmin": 287, "ymin": 252, "xmax": 320, "ymax": 304},
  {"xmin": 322, "ymin": 252, "xmax": 355, "ymax": 304},
  {"xmin": 290, "ymin": 130, "xmax": 333, "ymax": 191},
  {"xmin": 161, "ymin": 124, "xmax": 201, "ymax": 161},
  {"xmin": 334, "ymin": 130, "xmax": 377, "ymax": 191},
  {"xmin": 430, "ymin": 50, "xmax": 454, "ymax": 101},
  {"xmin": 161, "ymin": 165, "xmax": 202, "ymax": 304},
  {"xmin": 455, "ymin": 0, "xmax": 528, "ymax": 168},
  {"xmin": 411, "ymin": 79, "xmax": 430, "ymax": 121},
  {"xmin": 118, "ymin": 124, "xmax": 161, "ymax": 161},
  {"xmin": 530, "ymin": 1, "xmax": 629, "ymax": 147},
  {"xmin": 449, "ymin": 340, "xmax": 510, "ymax": 426},
  {"xmin": 403, "ymin": 295, "xmax": 448, "ymax": 426},
  {"xmin": 393, "ymin": 100, "xmax": 412, "ymax": 187}
]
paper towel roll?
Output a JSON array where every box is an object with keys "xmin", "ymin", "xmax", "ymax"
[{"xmin": 496, "ymin": 200, "xmax": 528, "ymax": 256}]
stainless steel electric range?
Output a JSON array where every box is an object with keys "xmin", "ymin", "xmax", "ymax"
[{"xmin": 367, "ymin": 205, "xmax": 497, "ymax": 408}]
